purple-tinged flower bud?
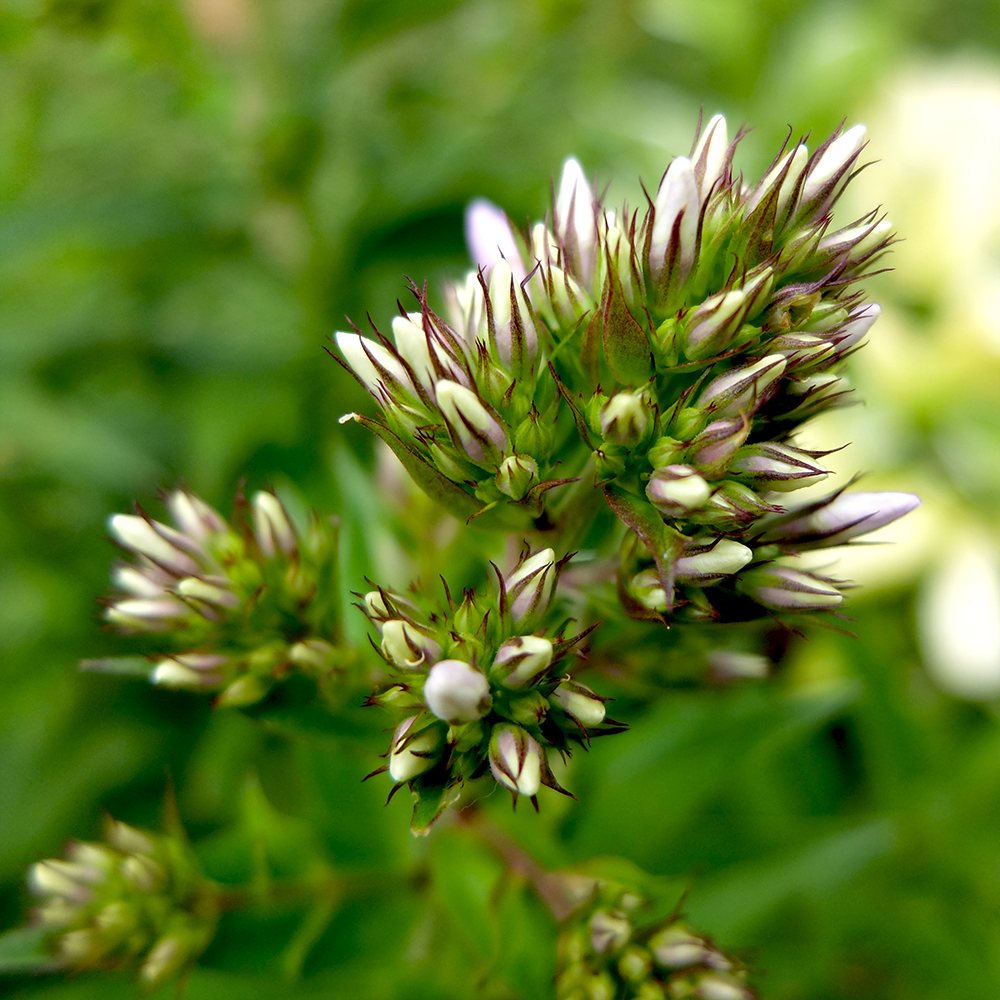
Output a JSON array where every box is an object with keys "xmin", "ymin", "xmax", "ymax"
[
  {"xmin": 489, "ymin": 725, "xmax": 543, "ymax": 797},
  {"xmin": 649, "ymin": 925, "xmax": 714, "ymax": 969},
  {"xmin": 165, "ymin": 491, "xmax": 227, "ymax": 544},
  {"xmin": 646, "ymin": 465, "xmax": 711, "ymax": 516},
  {"xmin": 800, "ymin": 124, "xmax": 867, "ymax": 208},
  {"xmin": 731, "ymin": 443, "xmax": 829, "ymax": 491},
  {"xmin": 552, "ymin": 679, "xmax": 606, "ymax": 727},
  {"xmin": 109, "ymin": 515, "xmax": 202, "ymax": 577},
  {"xmin": 251, "ymin": 492, "xmax": 296, "ymax": 558},
  {"xmin": 423, "ymin": 659, "xmax": 492, "ymax": 724},
  {"xmin": 691, "ymin": 113, "xmax": 729, "ymax": 199},
  {"xmin": 758, "ymin": 491, "xmax": 920, "ymax": 548},
  {"xmin": 388, "ymin": 716, "xmax": 445, "ymax": 783},
  {"xmin": 176, "ymin": 576, "xmax": 240, "ymax": 609},
  {"xmin": 493, "ymin": 635, "xmax": 554, "ymax": 688},
  {"xmin": 105, "ymin": 597, "xmax": 190, "ymax": 631},
  {"xmin": 693, "ymin": 481, "xmax": 783, "ymax": 528},
  {"xmin": 686, "ymin": 289, "xmax": 747, "ymax": 359},
  {"xmin": 390, "ymin": 313, "xmax": 460, "ymax": 393},
  {"xmin": 589, "ymin": 909, "xmax": 632, "ymax": 954},
  {"xmin": 698, "ymin": 355, "xmax": 786, "ymax": 418},
  {"xmin": 151, "ymin": 657, "xmax": 222, "ymax": 688},
  {"xmin": 505, "ymin": 548, "xmax": 558, "ymax": 627},
  {"xmin": 555, "ymin": 157, "xmax": 597, "ymax": 279},
  {"xmin": 688, "ymin": 418, "xmax": 751, "ymax": 475},
  {"xmin": 818, "ymin": 216, "xmax": 892, "ymax": 257},
  {"xmin": 335, "ymin": 332, "xmax": 412, "ymax": 397},
  {"xmin": 435, "ymin": 379, "xmax": 508, "ymax": 465},
  {"xmin": 831, "ymin": 303, "xmax": 880, "ymax": 356},
  {"xmin": 495, "ymin": 454, "xmax": 539, "ymax": 500},
  {"xmin": 465, "ymin": 197, "xmax": 525, "ymax": 281},
  {"xmin": 674, "ymin": 538, "xmax": 753, "ymax": 585},
  {"xmin": 690, "ymin": 972, "xmax": 754, "ymax": 1000},
  {"xmin": 737, "ymin": 565, "xmax": 843, "ymax": 611},
  {"xmin": 767, "ymin": 332, "xmax": 835, "ymax": 369},
  {"xmin": 600, "ymin": 392, "xmax": 652, "ymax": 446},
  {"xmin": 650, "ymin": 156, "xmax": 699, "ymax": 284},
  {"xmin": 746, "ymin": 142, "xmax": 809, "ymax": 218},
  {"xmin": 487, "ymin": 258, "xmax": 538, "ymax": 369},
  {"xmin": 380, "ymin": 619, "xmax": 440, "ymax": 668}
]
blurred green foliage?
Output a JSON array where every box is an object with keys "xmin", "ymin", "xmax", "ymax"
[{"xmin": 2, "ymin": 1, "xmax": 1000, "ymax": 997}]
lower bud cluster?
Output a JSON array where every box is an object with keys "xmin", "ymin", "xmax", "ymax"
[
  {"xmin": 26, "ymin": 820, "xmax": 218, "ymax": 987},
  {"xmin": 95, "ymin": 489, "xmax": 348, "ymax": 708},
  {"xmin": 557, "ymin": 882, "xmax": 755, "ymax": 1000},
  {"xmin": 362, "ymin": 546, "xmax": 626, "ymax": 831}
]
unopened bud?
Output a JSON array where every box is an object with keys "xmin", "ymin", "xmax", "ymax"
[
  {"xmin": 800, "ymin": 124, "xmax": 866, "ymax": 207},
  {"xmin": 698, "ymin": 355, "xmax": 786, "ymax": 418},
  {"xmin": 649, "ymin": 925, "xmax": 713, "ymax": 969},
  {"xmin": 493, "ymin": 635, "xmax": 554, "ymax": 688},
  {"xmin": 619, "ymin": 944, "xmax": 654, "ymax": 983},
  {"xmin": 175, "ymin": 576, "xmax": 240, "ymax": 609},
  {"xmin": 335, "ymin": 331, "xmax": 412, "ymax": 397},
  {"xmin": 489, "ymin": 725, "xmax": 543, "ymax": 797},
  {"xmin": 692, "ymin": 113, "xmax": 729, "ymax": 199},
  {"xmin": 688, "ymin": 418, "xmax": 751, "ymax": 474},
  {"xmin": 832, "ymin": 303, "xmax": 880, "ymax": 356},
  {"xmin": 589, "ymin": 909, "xmax": 632, "ymax": 954},
  {"xmin": 650, "ymin": 156, "xmax": 698, "ymax": 284},
  {"xmin": 252, "ymin": 492, "xmax": 296, "ymax": 558},
  {"xmin": 166, "ymin": 491, "xmax": 226, "ymax": 544},
  {"xmin": 737, "ymin": 564, "xmax": 843, "ymax": 611},
  {"xmin": 496, "ymin": 454, "xmax": 539, "ymax": 500},
  {"xmin": 552, "ymin": 679, "xmax": 607, "ymax": 727},
  {"xmin": 108, "ymin": 515, "xmax": 201, "ymax": 577},
  {"xmin": 630, "ymin": 569, "xmax": 669, "ymax": 612},
  {"xmin": 731, "ymin": 443, "xmax": 829, "ymax": 491},
  {"xmin": 423, "ymin": 659, "xmax": 492, "ymax": 724},
  {"xmin": 465, "ymin": 197, "xmax": 525, "ymax": 280},
  {"xmin": 685, "ymin": 289, "xmax": 747, "ymax": 359},
  {"xmin": 674, "ymin": 539, "xmax": 753, "ymax": 585},
  {"xmin": 693, "ymin": 481, "xmax": 782, "ymax": 528},
  {"xmin": 646, "ymin": 465, "xmax": 711, "ymax": 516},
  {"xmin": 507, "ymin": 689, "xmax": 551, "ymax": 727},
  {"xmin": 435, "ymin": 380, "xmax": 508, "ymax": 465},
  {"xmin": 600, "ymin": 392, "xmax": 651, "ymax": 447},
  {"xmin": 505, "ymin": 548, "xmax": 558, "ymax": 627},
  {"xmin": 388, "ymin": 716, "xmax": 445, "ymax": 783},
  {"xmin": 381, "ymin": 619, "xmax": 440, "ymax": 668},
  {"xmin": 214, "ymin": 673, "xmax": 272, "ymax": 708}
]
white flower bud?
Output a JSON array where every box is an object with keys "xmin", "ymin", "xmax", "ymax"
[
  {"xmin": 108, "ymin": 515, "xmax": 200, "ymax": 576},
  {"xmin": 489, "ymin": 726, "xmax": 543, "ymax": 797},
  {"xmin": 166, "ymin": 491, "xmax": 226, "ymax": 543},
  {"xmin": 495, "ymin": 454, "xmax": 539, "ymax": 500},
  {"xmin": 731, "ymin": 442, "xmax": 829, "ymax": 491},
  {"xmin": 105, "ymin": 597, "xmax": 189, "ymax": 629},
  {"xmin": 423, "ymin": 659, "xmax": 492, "ymax": 724},
  {"xmin": 646, "ymin": 465, "xmax": 711, "ymax": 516},
  {"xmin": 555, "ymin": 157, "xmax": 597, "ymax": 279},
  {"xmin": 493, "ymin": 635, "xmax": 554, "ymax": 688},
  {"xmin": 649, "ymin": 925, "xmax": 712, "ymax": 969},
  {"xmin": 151, "ymin": 659, "xmax": 216, "ymax": 688},
  {"xmin": 505, "ymin": 548, "xmax": 557, "ymax": 626},
  {"xmin": 465, "ymin": 197, "xmax": 525, "ymax": 280},
  {"xmin": 552, "ymin": 679, "xmax": 606, "ymax": 727},
  {"xmin": 175, "ymin": 576, "xmax": 240, "ymax": 608},
  {"xmin": 833, "ymin": 303, "xmax": 881, "ymax": 355},
  {"xmin": 760, "ymin": 491, "xmax": 920, "ymax": 548},
  {"xmin": 747, "ymin": 143, "xmax": 809, "ymax": 217},
  {"xmin": 140, "ymin": 936, "xmax": 187, "ymax": 986},
  {"xmin": 695, "ymin": 972, "xmax": 754, "ymax": 1000},
  {"xmin": 737, "ymin": 565, "xmax": 843, "ymax": 611},
  {"xmin": 589, "ymin": 909, "xmax": 632, "ymax": 954},
  {"xmin": 335, "ymin": 332, "xmax": 411, "ymax": 396},
  {"xmin": 698, "ymin": 355, "xmax": 786, "ymax": 418},
  {"xmin": 801, "ymin": 124, "xmax": 866, "ymax": 205},
  {"xmin": 650, "ymin": 156, "xmax": 698, "ymax": 283},
  {"xmin": 600, "ymin": 392, "xmax": 651, "ymax": 446},
  {"xmin": 692, "ymin": 113, "xmax": 729, "ymax": 199},
  {"xmin": 630, "ymin": 569, "xmax": 669, "ymax": 611},
  {"xmin": 674, "ymin": 539, "xmax": 753, "ymax": 585},
  {"xmin": 434, "ymin": 379, "xmax": 508, "ymax": 464},
  {"xmin": 380, "ymin": 619, "xmax": 439, "ymax": 668},
  {"xmin": 252, "ymin": 492, "xmax": 296, "ymax": 558},
  {"xmin": 388, "ymin": 716, "xmax": 444, "ymax": 783}
]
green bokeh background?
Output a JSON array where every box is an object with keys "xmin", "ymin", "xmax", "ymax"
[{"xmin": 2, "ymin": 1, "xmax": 1000, "ymax": 997}]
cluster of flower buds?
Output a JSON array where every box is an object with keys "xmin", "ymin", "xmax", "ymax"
[
  {"xmin": 25, "ymin": 819, "xmax": 218, "ymax": 986},
  {"xmin": 556, "ymin": 879, "xmax": 755, "ymax": 1000},
  {"xmin": 337, "ymin": 114, "xmax": 918, "ymax": 623},
  {"xmin": 91, "ymin": 488, "xmax": 347, "ymax": 707},
  {"xmin": 361, "ymin": 545, "xmax": 626, "ymax": 832}
]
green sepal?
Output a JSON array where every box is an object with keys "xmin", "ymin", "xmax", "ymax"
[
  {"xmin": 602, "ymin": 271, "xmax": 654, "ymax": 386},
  {"xmin": 512, "ymin": 477, "xmax": 580, "ymax": 517},
  {"xmin": 604, "ymin": 482, "xmax": 685, "ymax": 613},
  {"xmin": 410, "ymin": 775, "xmax": 464, "ymax": 836},
  {"xmin": 345, "ymin": 413, "xmax": 482, "ymax": 521}
]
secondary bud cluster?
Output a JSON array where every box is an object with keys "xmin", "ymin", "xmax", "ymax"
[
  {"xmin": 338, "ymin": 115, "xmax": 918, "ymax": 624},
  {"xmin": 96, "ymin": 489, "xmax": 347, "ymax": 707},
  {"xmin": 361, "ymin": 546, "xmax": 625, "ymax": 832},
  {"xmin": 556, "ymin": 879, "xmax": 755, "ymax": 1000},
  {"xmin": 26, "ymin": 820, "xmax": 218, "ymax": 986}
]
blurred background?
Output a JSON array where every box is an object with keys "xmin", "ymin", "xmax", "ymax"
[{"xmin": 1, "ymin": 1, "xmax": 999, "ymax": 997}]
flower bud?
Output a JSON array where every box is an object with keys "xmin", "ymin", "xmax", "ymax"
[
  {"xmin": 175, "ymin": 576, "xmax": 240, "ymax": 609},
  {"xmin": 151, "ymin": 658, "xmax": 223, "ymax": 688},
  {"xmin": 380, "ymin": 619, "xmax": 440, "ymax": 668},
  {"xmin": 589, "ymin": 909, "xmax": 632, "ymax": 954},
  {"xmin": 108, "ymin": 515, "xmax": 201, "ymax": 577},
  {"xmin": 495, "ymin": 454, "xmax": 539, "ymax": 500},
  {"xmin": 688, "ymin": 418, "xmax": 751, "ymax": 475},
  {"xmin": 736, "ymin": 565, "xmax": 843, "ymax": 611},
  {"xmin": 493, "ymin": 634, "xmax": 554, "ymax": 688},
  {"xmin": 692, "ymin": 113, "xmax": 729, "ymax": 199},
  {"xmin": 465, "ymin": 197, "xmax": 525, "ymax": 281},
  {"xmin": 646, "ymin": 465, "xmax": 711, "ymax": 516},
  {"xmin": 552, "ymin": 679, "xmax": 607, "ymax": 727},
  {"xmin": 650, "ymin": 156, "xmax": 698, "ymax": 284},
  {"xmin": 767, "ymin": 332, "xmax": 835, "ymax": 369},
  {"xmin": 505, "ymin": 548, "xmax": 558, "ymax": 626},
  {"xmin": 685, "ymin": 289, "xmax": 747, "ymax": 359},
  {"xmin": 489, "ymin": 725, "xmax": 543, "ymax": 797},
  {"xmin": 698, "ymin": 355, "xmax": 786, "ymax": 418},
  {"xmin": 335, "ymin": 331, "xmax": 412, "ymax": 397},
  {"xmin": 759, "ymin": 490, "xmax": 920, "ymax": 548},
  {"xmin": 435, "ymin": 379, "xmax": 508, "ymax": 465},
  {"xmin": 618, "ymin": 944, "xmax": 653, "ymax": 983},
  {"xmin": 674, "ymin": 539, "xmax": 753, "ymax": 585},
  {"xmin": 691, "ymin": 972, "xmax": 754, "ymax": 1000},
  {"xmin": 555, "ymin": 157, "xmax": 597, "ymax": 280},
  {"xmin": 831, "ymin": 303, "xmax": 880, "ymax": 356},
  {"xmin": 388, "ymin": 715, "xmax": 445, "ymax": 783},
  {"xmin": 800, "ymin": 124, "xmax": 866, "ymax": 208},
  {"xmin": 692, "ymin": 481, "xmax": 782, "ymax": 528},
  {"xmin": 423, "ymin": 659, "xmax": 492, "ymax": 724},
  {"xmin": 166, "ymin": 491, "xmax": 227, "ymax": 544},
  {"xmin": 600, "ymin": 392, "xmax": 651, "ymax": 447},
  {"xmin": 507, "ymin": 689, "xmax": 551, "ymax": 727},
  {"xmin": 647, "ymin": 435, "xmax": 685, "ymax": 468},
  {"xmin": 251, "ymin": 492, "xmax": 296, "ymax": 558},
  {"xmin": 214, "ymin": 673, "xmax": 272, "ymax": 708},
  {"xmin": 630, "ymin": 570, "xmax": 669, "ymax": 612},
  {"xmin": 730, "ymin": 443, "xmax": 829, "ymax": 491},
  {"xmin": 140, "ymin": 935, "xmax": 189, "ymax": 986}
]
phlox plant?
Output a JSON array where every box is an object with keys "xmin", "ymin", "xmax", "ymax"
[{"xmin": 1, "ymin": 113, "xmax": 918, "ymax": 1000}]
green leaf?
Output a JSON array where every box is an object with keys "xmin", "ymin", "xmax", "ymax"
[
  {"xmin": 409, "ymin": 777, "xmax": 463, "ymax": 836},
  {"xmin": 602, "ymin": 272, "xmax": 653, "ymax": 385},
  {"xmin": 344, "ymin": 414, "xmax": 481, "ymax": 521},
  {"xmin": 603, "ymin": 482, "xmax": 684, "ymax": 610},
  {"xmin": 0, "ymin": 925, "xmax": 53, "ymax": 973}
]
